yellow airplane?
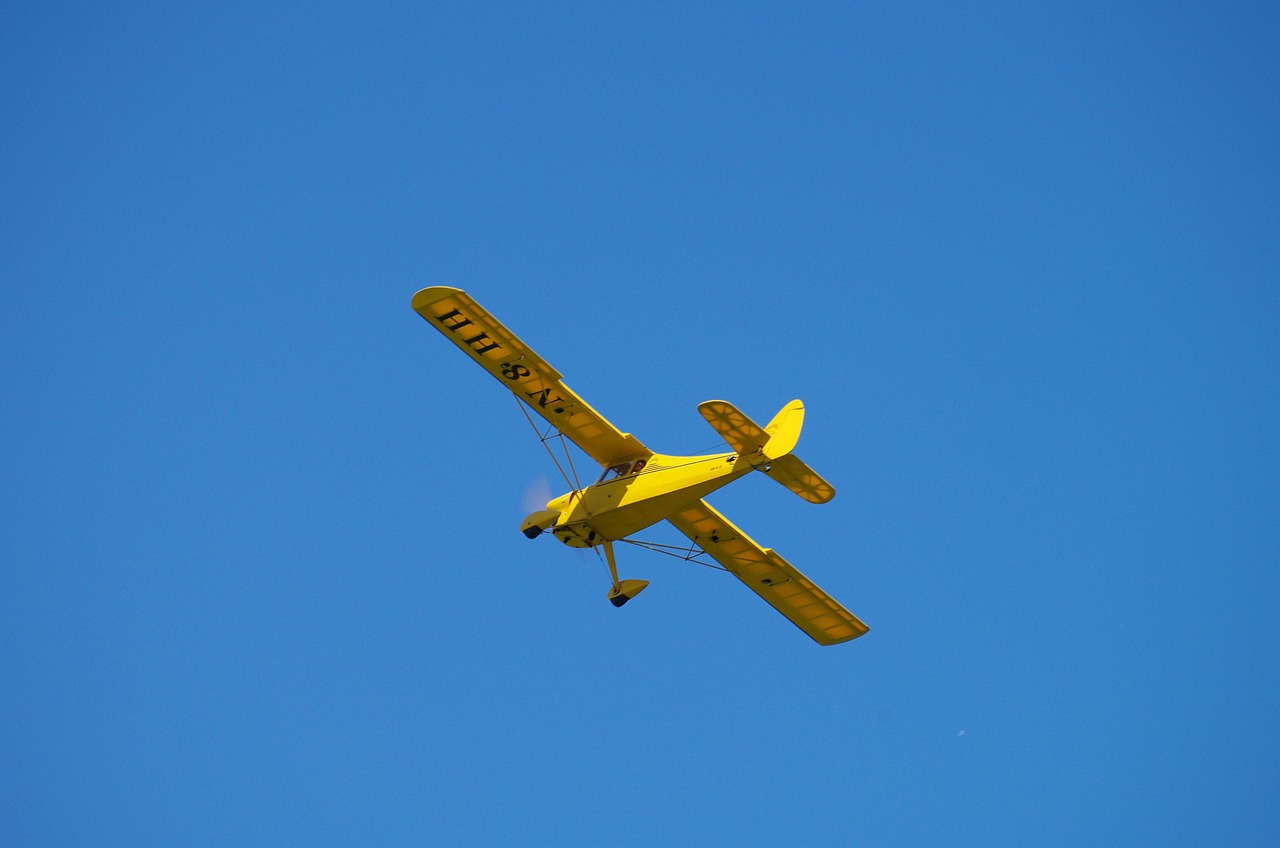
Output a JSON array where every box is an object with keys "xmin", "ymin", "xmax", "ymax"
[{"xmin": 412, "ymin": 286, "xmax": 869, "ymax": 646}]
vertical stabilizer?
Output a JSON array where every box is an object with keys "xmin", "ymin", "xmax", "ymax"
[{"xmin": 762, "ymin": 400, "xmax": 804, "ymax": 460}]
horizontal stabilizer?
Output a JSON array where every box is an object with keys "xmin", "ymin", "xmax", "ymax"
[
  {"xmin": 698, "ymin": 400, "xmax": 768, "ymax": 455},
  {"xmin": 698, "ymin": 399, "xmax": 805, "ymax": 462},
  {"xmin": 763, "ymin": 454, "xmax": 835, "ymax": 504}
]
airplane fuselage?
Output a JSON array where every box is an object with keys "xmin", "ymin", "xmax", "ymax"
[{"xmin": 545, "ymin": 451, "xmax": 759, "ymax": 547}]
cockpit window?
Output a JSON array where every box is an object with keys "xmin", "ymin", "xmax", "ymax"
[{"xmin": 599, "ymin": 462, "xmax": 634, "ymax": 482}]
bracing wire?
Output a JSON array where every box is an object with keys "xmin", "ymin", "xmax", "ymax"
[
  {"xmin": 559, "ymin": 432, "xmax": 586, "ymax": 495},
  {"xmin": 617, "ymin": 537, "xmax": 733, "ymax": 574},
  {"xmin": 590, "ymin": 544, "xmax": 609, "ymax": 577},
  {"xmin": 514, "ymin": 397, "xmax": 584, "ymax": 496}
]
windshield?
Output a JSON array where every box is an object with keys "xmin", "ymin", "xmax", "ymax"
[{"xmin": 599, "ymin": 462, "xmax": 634, "ymax": 482}]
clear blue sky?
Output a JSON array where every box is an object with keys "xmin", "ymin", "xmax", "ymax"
[{"xmin": 3, "ymin": 2, "xmax": 1277, "ymax": 845}]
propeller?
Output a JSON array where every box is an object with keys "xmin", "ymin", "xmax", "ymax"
[{"xmin": 520, "ymin": 474, "xmax": 554, "ymax": 514}]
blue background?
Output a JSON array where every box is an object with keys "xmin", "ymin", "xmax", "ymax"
[{"xmin": 3, "ymin": 1, "xmax": 1277, "ymax": 844}]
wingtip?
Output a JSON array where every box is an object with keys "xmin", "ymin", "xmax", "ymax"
[
  {"xmin": 411, "ymin": 286, "xmax": 464, "ymax": 312},
  {"xmin": 818, "ymin": 620, "xmax": 870, "ymax": 646}
]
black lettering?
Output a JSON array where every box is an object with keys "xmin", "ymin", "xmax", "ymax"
[
  {"xmin": 526, "ymin": 387, "xmax": 565, "ymax": 409},
  {"xmin": 461, "ymin": 332, "xmax": 501, "ymax": 354},
  {"xmin": 502, "ymin": 363, "xmax": 532, "ymax": 380},
  {"xmin": 434, "ymin": 308, "xmax": 474, "ymax": 332}
]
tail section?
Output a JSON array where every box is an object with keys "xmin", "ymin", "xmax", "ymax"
[{"xmin": 697, "ymin": 399, "xmax": 835, "ymax": 503}]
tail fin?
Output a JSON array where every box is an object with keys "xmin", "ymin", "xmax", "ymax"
[
  {"xmin": 761, "ymin": 400, "xmax": 804, "ymax": 460},
  {"xmin": 697, "ymin": 399, "xmax": 836, "ymax": 503}
]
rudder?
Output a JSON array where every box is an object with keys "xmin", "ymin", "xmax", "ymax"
[{"xmin": 762, "ymin": 400, "xmax": 804, "ymax": 460}]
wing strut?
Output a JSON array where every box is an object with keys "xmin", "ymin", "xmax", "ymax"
[{"xmin": 513, "ymin": 395, "xmax": 587, "ymax": 497}]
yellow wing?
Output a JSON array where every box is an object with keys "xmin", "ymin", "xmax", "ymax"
[
  {"xmin": 412, "ymin": 287, "xmax": 650, "ymax": 467},
  {"xmin": 668, "ymin": 499, "xmax": 868, "ymax": 645}
]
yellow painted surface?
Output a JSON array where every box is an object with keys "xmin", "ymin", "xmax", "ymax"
[
  {"xmin": 552, "ymin": 452, "xmax": 749, "ymax": 542},
  {"xmin": 668, "ymin": 500, "xmax": 868, "ymax": 645},
  {"xmin": 763, "ymin": 455, "xmax": 836, "ymax": 504},
  {"xmin": 697, "ymin": 400, "xmax": 769, "ymax": 455},
  {"xmin": 762, "ymin": 399, "xmax": 804, "ymax": 459}
]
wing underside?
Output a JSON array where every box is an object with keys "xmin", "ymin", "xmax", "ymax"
[
  {"xmin": 412, "ymin": 287, "xmax": 650, "ymax": 467},
  {"xmin": 668, "ymin": 500, "xmax": 868, "ymax": 645}
]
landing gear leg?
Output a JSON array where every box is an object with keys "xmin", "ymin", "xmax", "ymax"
[{"xmin": 602, "ymin": 540, "xmax": 649, "ymax": 608}]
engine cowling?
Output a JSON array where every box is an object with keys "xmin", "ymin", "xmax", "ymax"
[{"xmin": 520, "ymin": 509, "xmax": 560, "ymax": 539}]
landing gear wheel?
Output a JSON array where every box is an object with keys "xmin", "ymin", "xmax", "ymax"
[
  {"xmin": 608, "ymin": 579, "xmax": 650, "ymax": 607},
  {"xmin": 602, "ymin": 541, "xmax": 648, "ymax": 607}
]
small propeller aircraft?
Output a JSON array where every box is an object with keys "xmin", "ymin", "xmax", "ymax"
[{"xmin": 412, "ymin": 286, "xmax": 869, "ymax": 645}]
